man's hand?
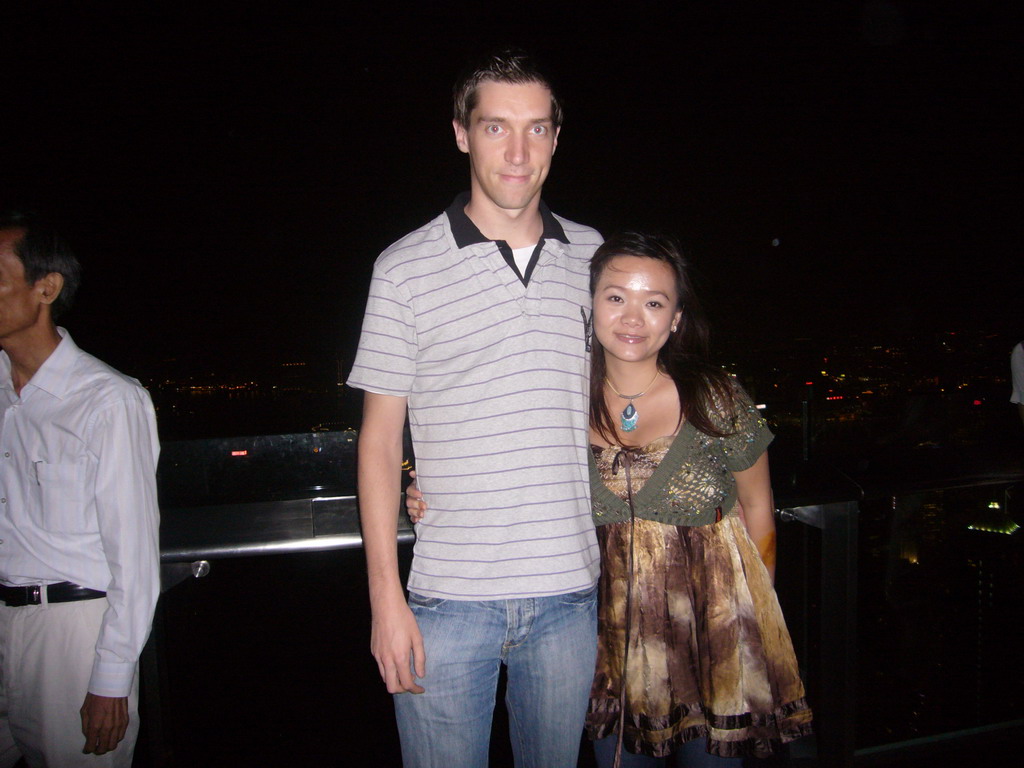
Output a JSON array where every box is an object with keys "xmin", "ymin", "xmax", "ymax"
[
  {"xmin": 371, "ymin": 597, "xmax": 426, "ymax": 694},
  {"xmin": 80, "ymin": 692, "xmax": 128, "ymax": 755}
]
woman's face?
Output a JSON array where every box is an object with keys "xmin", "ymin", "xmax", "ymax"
[{"xmin": 592, "ymin": 255, "xmax": 682, "ymax": 367}]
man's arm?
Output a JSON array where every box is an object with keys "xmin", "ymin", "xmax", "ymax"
[
  {"xmin": 83, "ymin": 394, "xmax": 161, "ymax": 753},
  {"xmin": 358, "ymin": 391, "xmax": 425, "ymax": 694},
  {"xmin": 734, "ymin": 453, "xmax": 776, "ymax": 583}
]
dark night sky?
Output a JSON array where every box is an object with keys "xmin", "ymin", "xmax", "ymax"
[{"xmin": 2, "ymin": 2, "xmax": 1019, "ymax": 378}]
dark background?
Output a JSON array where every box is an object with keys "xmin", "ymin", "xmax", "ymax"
[
  {"xmin": 2, "ymin": 1, "xmax": 1019, "ymax": 379},
  {"xmin": 4, "ymin": 6, "xmax": 1020, "ymax": 765}
]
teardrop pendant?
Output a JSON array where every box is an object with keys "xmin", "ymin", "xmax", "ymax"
[{"xmin": 621, "ymin": 401, "xmax": 638, "ymax": 432}]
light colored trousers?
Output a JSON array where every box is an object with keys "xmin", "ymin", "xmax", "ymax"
[{"xmin": 0, "ymin": 598, "xmax": 139, "ymax": 768}]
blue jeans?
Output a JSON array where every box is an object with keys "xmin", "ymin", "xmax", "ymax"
[
  {"xmin": 593, "ymin": 735, "xmax": 743, "ymax": 767},
  {"xmin": 394, "ymin": 585, "xmax": 598, "ymax": 768}
]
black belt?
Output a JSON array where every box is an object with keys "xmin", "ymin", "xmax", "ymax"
[{"xmin": 0, "ymin": 581, "xmax": 106, "ymax": 607}]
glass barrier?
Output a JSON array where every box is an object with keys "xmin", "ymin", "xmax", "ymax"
[
  {"xmin": 856, "ymin": 481, "xmax": 1024, "ymax": 749},
  {"xmin": 148, "ymin": 432, "xmax": 1023, "ymax": 767}
]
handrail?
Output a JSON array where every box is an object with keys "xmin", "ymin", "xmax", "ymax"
[{"xmin": 160, "ymin": 494, "xmax": 414, "ymax": 565}]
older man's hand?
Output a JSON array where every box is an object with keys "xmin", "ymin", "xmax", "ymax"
[{"xmin": 80, "ymin": 693, "xmax": 129, "ymax": 754}]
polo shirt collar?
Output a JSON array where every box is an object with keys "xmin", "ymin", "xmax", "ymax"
[{"xmin": 445, "ymin": 191, "xmax": 569, "ymax": 248}]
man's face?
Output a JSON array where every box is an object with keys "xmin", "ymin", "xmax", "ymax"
[
  {"xmin": 0, "ymin": 228, "xmax": 47, "ymax": 344},
  {"xmin": 454, "ymin": 80, "xmax": 560, "ymax": 215}
]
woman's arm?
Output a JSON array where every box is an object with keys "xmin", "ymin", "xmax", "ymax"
[{"xmin": 733, "ymin": 452, "xmax": 776, "ymax": 582}]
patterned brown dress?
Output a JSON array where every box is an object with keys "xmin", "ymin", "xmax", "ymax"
[{"xmin": 585, "ymin": 396, "xmax": 812, "ymax": 759}]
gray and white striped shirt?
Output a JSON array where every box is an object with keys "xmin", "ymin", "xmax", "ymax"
[{"xmin": 349, "ymin": 197, "xmax": 601, "ymax": 599}]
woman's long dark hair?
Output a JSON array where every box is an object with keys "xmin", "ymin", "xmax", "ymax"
[{"xmin": 589, "ymin": 231, "xmax": 736, "ymax": 446}]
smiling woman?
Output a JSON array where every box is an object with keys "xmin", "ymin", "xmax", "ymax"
[
  {"xmin": 583, "ymin": 231, "xmax": 812, "ymax": 766},
  {"xmin": 588, "ymin": 232, "xmax": 730, "ymax": 450},
  {"xmin": 593, "ymin": 255, "xmax": 682, "ymax": 437}
]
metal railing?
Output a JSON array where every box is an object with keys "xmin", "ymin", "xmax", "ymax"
[{"xmin": 146, "ymin": 432, "xmax": 1024, "ymax": 766}]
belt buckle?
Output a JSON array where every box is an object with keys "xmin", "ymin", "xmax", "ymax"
[{"xmin": 30, "ymin": 584, "xmax": 42, "ymax": 606}]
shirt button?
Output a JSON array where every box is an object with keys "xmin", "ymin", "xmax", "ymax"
[
  {"xmin": 2, "ymin": 452, "xmax": 8, "ymax": 458},
  {"xmin": 0, "ymin": 498, "xmax": 5, "ymax": 504}
]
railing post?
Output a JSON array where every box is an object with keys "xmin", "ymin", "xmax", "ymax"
[
  {"xmin": 817, "ymin": 500, "xmax": 859, "ymax": 767},
  {"xmin": 140, "ymin": 596, "xmax": 174, "ymax": 767}
]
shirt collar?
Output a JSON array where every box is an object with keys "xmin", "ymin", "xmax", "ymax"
[
  {"xmin": 445, "ymin": 191, "xmax": 569, "ymax": 249},
  {"xmin": 0, "ymin": 328, "xmax": 80, "ymax": 401}
]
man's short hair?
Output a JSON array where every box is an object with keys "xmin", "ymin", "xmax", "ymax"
[
  {"xmin": 0, "ymin": 210, "xmax": 82, "ymax": 320},
  {"xmin": 453, "ymin": 47, "xmax": 563, "ymax": 129}
]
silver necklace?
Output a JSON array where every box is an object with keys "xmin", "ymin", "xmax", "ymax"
[{"xmin": 605, "ymin": 370, "xmax": 661, "ymax": 432}]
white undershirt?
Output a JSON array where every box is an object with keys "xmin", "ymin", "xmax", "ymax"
[{"xmin": 512, "ymin": 244, "xmax": 535, "ymax": 278}]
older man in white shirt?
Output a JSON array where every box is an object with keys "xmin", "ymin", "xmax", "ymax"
[{"xmin": 0, "ymin": 211, "xmax": 160, "ymax": 768}]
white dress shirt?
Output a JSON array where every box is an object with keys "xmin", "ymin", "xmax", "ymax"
[{"xmin": 0, "ymin": 329, "xmax": 160, "ymax": 698}]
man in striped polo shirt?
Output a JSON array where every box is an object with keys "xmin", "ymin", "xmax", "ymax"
[{"xmin": 348, "ymin": 49, "xmax": 601, "ymax": 767}]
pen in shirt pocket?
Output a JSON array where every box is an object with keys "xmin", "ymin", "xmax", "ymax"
[{"xmin": 32, "ymin": 460, "xmax": 42, "ymax": 485}]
